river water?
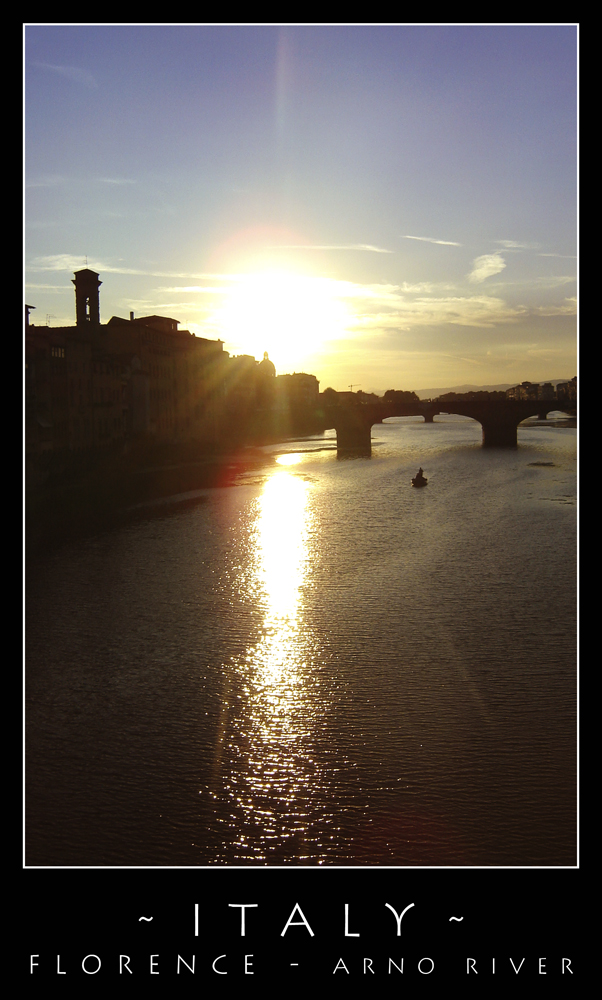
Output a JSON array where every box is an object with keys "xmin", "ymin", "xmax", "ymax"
[{"xmin": 26, "ymin": 415, "xmax": 577, "ymax": 867}]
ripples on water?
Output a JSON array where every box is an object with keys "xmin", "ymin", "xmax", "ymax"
[{"xmin": 26, "ymin": 416, "xmax": 577, "ymax": 866}]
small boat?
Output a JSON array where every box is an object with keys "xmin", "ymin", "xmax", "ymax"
[{"xmin": 411, "ymin": 467, "xmax": 428, "ymax": 487}]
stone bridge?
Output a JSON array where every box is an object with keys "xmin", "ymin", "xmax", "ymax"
[{"xmin": 321, "ymin": 399, "xmax": 575, "ymax": 456}]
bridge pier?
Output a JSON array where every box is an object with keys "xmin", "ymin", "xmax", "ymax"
[
  {"xmin": 334, "ymin": 409, "xmax": 373, "ymax": 456},
  {"xmin": 481, "ymin": 419, "xmax": 518, "ymax": 447},
  {"xmin": 336, "ymin": 423, "xmax": 372, "ymax": 457}
]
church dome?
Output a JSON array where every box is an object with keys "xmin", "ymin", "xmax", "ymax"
[{"xmin": 258, "ymin": 351, "xmax": 276, "ymax": 377}]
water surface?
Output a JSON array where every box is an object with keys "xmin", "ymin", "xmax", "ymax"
[{"xmin": 26, "ymin": 416, "xmax": 577, "ymax": 866}]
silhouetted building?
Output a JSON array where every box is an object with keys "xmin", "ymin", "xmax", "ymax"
[
  {"xmin": 273, "ymin": 372, "xmax": 321, "ymax": 435},
  {"xmin": 256, "ymin": 352, "xmax": 277, "ymax": 410},
  {"xmin": 506, "ymin": 378, "xmax": 577, "ymax": 403},
  {"xmin": 103, "ymin": 313, "xmax": 227, "ymax": 443},
  {"xmin": 276, "ymin": 372, "xmax": 319, "ymax": 408},
  {"xmin": 258, "ymin": 351, "xmax": 276, "ymax": 379},
  {"xmin": 26, "ymin": 269, "xmax": 230, "ymax": 471},
  {"xmin": 26, "ymin": 267, "xmax": 326, "ymax": 474},
  {"xmin": 556, "ymin": 377, "xmax": 577, "ymax": 403}
]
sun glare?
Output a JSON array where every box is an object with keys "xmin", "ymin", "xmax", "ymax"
[
  {"xmin": 256, "ymin": 470, "xmax": 309, "ymax": 620},
  {"xmin": 214, "ymin": 271, "xmax": 352, "ymax": 371}
]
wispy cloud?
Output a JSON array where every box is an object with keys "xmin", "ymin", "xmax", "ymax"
[
  {"xmin": 97, "ymin": 177, "xmax": 137, "ymax": 185},
  {"xmin": 348, "ymin": 294, "xmax": 526, "ymax": 331},
  {"xmin": 26, "ymin": 175, "xmax": 137, "ymax": 189},
  {"xmin": 28, "ymin": 254, "xmax": 140, "ymax": 275},
  {"xmin": 32, "ymin": 62, "xmax": 98, "ymax": 89},
  {"xmin": 528, "ymin": 275, "xmax": 576, "ymax": 288},
  {"xmin": 28, "ymin": 256, "xmax": 573, "ymax": 342},
  {"xmin": 524, "ymin": 345, "xmax": 572, "ymax": 359},
  {"xmin": 27, "ymin": 255, "xmax": 243, "ymax": 280},
  {"xmin": 538, "ymin": 253, "xmax": 577, "ymax": 259},
  {"xmin": 134, "ymin": 274, "xmax": 531, "ymax": 339},
  {"xmin": 26, "ymin": 220, "xmax": 61, "ymax": 230},
  {"xmin": 534, "ymin": 298, "xmax": 577, "ymax": 316},
  {"xmin": 157, "ymin": 285, "xmax": 231, "ymax": 295},
  {"xmin": 468, "ymin": 253, "xmax": 506, "ymax": 283},
  {"xmin": 402, "ymin": 235, "xmax": 462, "ymax": 246},
  {"xmin": 266, "ymin": 243, "xmax": 394, "ymax": 253},
  {"xmin": 157, "ymin": 278, "xmax": 526, "ymax": 330},
  {"xmin": 26, "ymin": 175, "xmax": 66, "ymax": 189},
  {"xmin": 24, "ymin": 283, "xmax": 72, "ymax": 292},
  {"xmin": 400, "ymin": 281, "xmax": 457, "ymax": 294},
  {"xmin": 462, "ymin": 275, "xmax": 575, "ymax": 291},
  {"xmin": 494, "ymin": 239, "xmax": 541, "ymax": 250}
]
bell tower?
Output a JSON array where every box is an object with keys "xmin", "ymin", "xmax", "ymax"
[{"xmin": 72, "ymin": 268, "xmax": 102, "ymax": 326}]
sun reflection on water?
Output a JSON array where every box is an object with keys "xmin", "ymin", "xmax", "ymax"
[
  {"xmin": 256, "ymin": 467, "xmax": 308, "ymax": 622},
  {"xmin": 211, "ymin": 463, "xmax": 338, "ymax": 863}
]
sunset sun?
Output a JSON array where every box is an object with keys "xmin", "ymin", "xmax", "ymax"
[{"xmin": 214, "ymin": 270, "xmax": 352, "ymax": 370}]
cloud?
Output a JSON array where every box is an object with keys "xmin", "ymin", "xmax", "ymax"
[
  {"xmin": 153, "ymin": 277, "xmax": 527, "ymax": 332},
  {"xmin": 534, "ymin": 298, "xmax": 577, "ymax": 316},
  {"xmin": 24, "ymin": 283, "xmax": 72, "ymax": 292},
  {"xmin": 97, "ymin": 177, "xmax": 137, "ymax": 185},
  {"xmin": 26, "ymin": 220, "xmax": 61, "ymax": 230},
  {"xmin": 348, "ymin": 294, "xmax": 526, "ymax": 331},
  {"xmin": 27, "ymin": 175, "xmax": 136, "ymax": 189},
  {"xmin": 506, "ymin": 275, "xmax": 576, "ymax": 289},
  {"xmin": 402, "ymin": 235, "xmax": 462, "ymax": 246},
  {"xmin": 329, "ymin": 281, "xmax": 402, "ymax": 301},
  {"xmin": 538, "ymin": 253, "xmax": 578, "ymax": 259},
  {"xmin": 28, "ymin": 254, "xmax": 138, "ymax": 274},
  {"xmin": 157, "ymin": 286, "xmax": 231, "ymax": 295},
  {"xmin": 524, "ymin": 345, "xmax": 573, "ymax": 359},
  {"xmin": 133, "ymin": 273, "xmax": 531, "ymax": 344},
  {"xmin": 347, "ymin": 244, "xmax": 394, "ymax": 253},
  {"xmin": 266, "ymin": 243, "xmax": 394, "ymax": 253},
  {"xmin": 494, "ymin": 240, "xmax": 541, "ymax": 250},
  {"xmin": 400, "ymin": 281, "xmax": 457, "ymax": 293},
  {"xmin": 27, "ymin": 255, "xmax": 243, "ymax": 281},
  {"xmin": 468, "ymin": 253, "xmax": 507, "ymax": 283},
  {"xmin": 26, "ymin": 175, "xmax": 66, "ymax": 188},
  {"xmin": 32, "ymin": 62, "xmax": 98, "ymax": 89},
  {"xmin": 28, "ymin": 258, "xmax": 570, "ymax": 343}
]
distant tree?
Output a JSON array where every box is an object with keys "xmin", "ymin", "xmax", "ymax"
[
  {"xmin": 384, "ymin": 389, "xmax": 419, "ymax": 403},
  {"xmin": 437, "ymin": 390, "xmax": 506, "ymax": 402},
  {"xmin": 322, "ymin": 387, "xmax": 338, "ymax": 403}
]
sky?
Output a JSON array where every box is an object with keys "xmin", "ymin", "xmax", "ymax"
[{"xmin": 25, "ymin": 24, "xmax": 577, "ymax": 393}]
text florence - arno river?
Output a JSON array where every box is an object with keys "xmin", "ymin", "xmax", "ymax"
[{"xmin": 28, "ymin": 954, "xmax": 574, "ymax": 977}]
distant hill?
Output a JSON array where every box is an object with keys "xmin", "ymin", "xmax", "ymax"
[{"xmin": 414, "ymin": 379, "xmax": 573, "ymax": 400}]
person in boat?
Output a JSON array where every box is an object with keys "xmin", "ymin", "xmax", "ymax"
[{"xmin": 417, "ymin": 467, "xmax": 423, "ymax": 477}]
